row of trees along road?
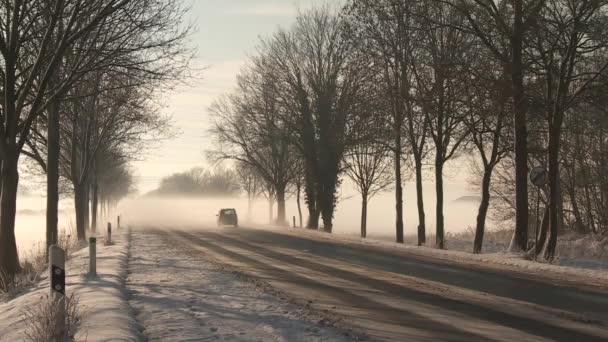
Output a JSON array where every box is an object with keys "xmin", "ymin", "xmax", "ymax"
[
  {"xmin": 0, "ymin": 0, "xmax": 192, "ymax": 284},
  {"xmin": 209, "ymin": 0, "xmax": 608, "ymax": 261}
]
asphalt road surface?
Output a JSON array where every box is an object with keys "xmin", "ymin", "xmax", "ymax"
[{"xmin": 147, "ymin": 225, "xmax": 608, "ymax": 342}]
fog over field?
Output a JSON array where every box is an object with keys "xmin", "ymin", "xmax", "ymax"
[
  {"xmin": 120, "ymin": 180, "xmax": 480, "ymax": 239},
  {"xmin": 13, "ymin": 195, "xmax": 73, "ymax": 256},
  {"xmin": 14, "ymin": 180, "xmax": 482, "ymax": 253}
]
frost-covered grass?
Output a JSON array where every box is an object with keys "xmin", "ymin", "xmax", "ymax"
[
  {"xmin": 557, "ymin": 233, "xmax": 608, "ymax": 260},
  {"xmin": 444, "ymin": 227, "xmax": 608, "ymax": 270},
  {"xmin": 1, "ymin": 229, "xmax": 82, "ymax": 300},
  {"xmin": 22, "ymin": 293, "xmax": 82, "ymax": 342}
]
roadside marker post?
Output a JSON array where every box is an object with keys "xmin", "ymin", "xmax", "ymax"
[
  {"xmin": 89, "ymin": 237, "xmax": 97, "ymax": 276},
  {"xmin": 117, "ymin": 215, "xmax": 121, "ymax": 230},
  {"xmin": 293, "ymin": 216, "xmax": 296, "ymax": 228},
  {"xmin": 49, "ymin": 245, "xmax": 66, "ymax": 339},
  {"xmin": 107, "ymin": 222, "xmax": 112, "ymax": 245}
]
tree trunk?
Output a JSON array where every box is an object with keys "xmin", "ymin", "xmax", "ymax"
[
  {"xmin": 536, "ymin": 205, "xmax": 550, "ymax": 256},
  {"xmin": 321, "ymin": 209, "xmax": 333, "ymax": 233},
  {"xmin": 435, "ymin": 155, "xmax": 445, "ymax": 249},
  {"xmin": 361, "ymin": 194, "xmax": 368, "ymax": 238},
  {"xmin": 474, "ymin": 169, "xmax": 493, "ymax": 254},
  {"xmin": 320, "ymin": 188, "xmax": 334, "ymax": 233},
  {"xmin": 296, "ymin": 183, "xmax": 303, "ymax": 228},
  {"xmin": 304, "ymin": 171, "xmax": 319, "ymax": 229},
  {"xmin": 394, "ymin": 144, "xmax": 404, "ymax": 243},
  {"xmin": 46, "ymin": 99, "xmax": 61, "ymax": 254},
  {"xmin": 511, "ymin": 0, "xmax": 529, "ymax": 252},
  {"xmin": 568, "ymin": 183, "xmax": 586, "ymax": 234},
  {"xmin": 0, "ymin": 160, "xmax": 3, "ymax": 201},
  {"xmin": 276, "ymin": 187, "xmax": 287, "ymax": 226},
  {"xmin": 545, "ymin": 115, "xmax": 563, "ymax": 260},
  {"xmin": 415, "ymin": 157, "xmax": 426, "ymax": 245},
  {"xmin": 318, "ymin": 163, "xmax": 337, "ymax": 233},
  {"xmin": 100, "ymin": 199, "xmax": 106, "ymax": 225},
  {"xmin": 74, "ymin": 183, "xmax": 87, "ymax": 240},
  {"xmin": 307, "ymin": 210, "xmax": 320, "ymax": 230},
  {"xmin": 84, "ymin": 183, "xmax": 90, "ymax": 231},
  {"xmin": 0, "ymin": 153, "xmax": 21, "ymax": 279},
  {"xmin": 91, "ymin": 179, "xmax": 99, "ymax": 233},
  {"xmin": 268, "ymin": 196, "xmax": 274, "ymax": 224}
]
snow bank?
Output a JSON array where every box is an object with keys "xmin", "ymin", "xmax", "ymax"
[{"xmin": 0, "ymin": 230, "xmax": 142, "ymax": 341}]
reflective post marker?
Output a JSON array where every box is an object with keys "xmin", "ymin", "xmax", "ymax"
[
  {"xmin": 89, "ymin": 237, "xmax": 97, "ymax": 276},
  {"xmin": 49, "ymin": 245, "xmax": 66, "ymax": 338}
]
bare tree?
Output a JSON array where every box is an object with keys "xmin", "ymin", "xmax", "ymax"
[
  {"xmin": 292, "ymin": 167, "xmax": 305, "ymax": 228},
  {"xmin": 449, "ymin": 0, "xmax": 549, "ymax": 252},
  {"xmin": 0, "ymin": 0, "xmax": 144, "ymax": 278},
  {"xmin": 0, "ymin": 0, "xmax": 191, "ymax": 278},
  {"xmin": 208, "ymin": 63, "xmax": 300, "ymax": 225},
  {"xmin": 413, "ymin": 2, "xmax": 472, "ymax": 249},
  {"xmin": 344, "ymin": 0, "xmax": 423, "ymax": 244},
  {"xmin": 463, "ymin": 57, "xmax": 513, "ymax": 253},
  {"xmin": 59, "ymin": 72, "xmax": 169, "ymax": 239},
  {"xmin": 345, "ymin": 117, "xmax": 393, "ymax": 238},
  {"xmin": 527, "ymin": 0, "xmax": 608, "ymax": 259},
  {"xmin": 260, "ymin": 7, "xmax": 371, "ymax": 232}
]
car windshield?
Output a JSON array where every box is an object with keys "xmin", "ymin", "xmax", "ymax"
[{"xmin": 222, "ymin": 210, "xmax": 235, "ymax": 215}]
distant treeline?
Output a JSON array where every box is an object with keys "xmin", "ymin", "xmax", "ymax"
[{"xmin": 148, "ymin": 167, "xmax": 240, "ymax": 197}]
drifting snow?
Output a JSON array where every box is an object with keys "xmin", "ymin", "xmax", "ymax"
[{"xmin": 0, "ymin": 231, "xmax": 143, "ymax": 341}]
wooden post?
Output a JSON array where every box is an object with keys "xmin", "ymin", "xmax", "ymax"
[
  {"xmin": 89, "ymin": 237, "xmax": 97, "ymax": 276},
  {"xmin": 107, "ymin": 222, "xmax": 112, "ymax": 245},
  {"xmin": 49, "ymin": 245, "xmax": 66, "ymax": 338}
]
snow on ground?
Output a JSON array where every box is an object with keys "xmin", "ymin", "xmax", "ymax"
[
  {"xmin": 0, "ymin": 231, "xmax": 142, "ymax": 341},
  {"xmin": 258, "ymin": 225, "xmax": 608, "ymax": 285},
  {"xmin": 444, "ymin": 234, "xmax": 608, "ymax": 272},
  {"xmin": 127, "ymin": 230, "xmax": 356, "ymax": 342}
]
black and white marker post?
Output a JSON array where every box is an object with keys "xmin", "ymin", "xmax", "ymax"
[
  {"xmin": 529, "ymin": 166, "xmax": 549, "ymax": 259},
  {"xmin": 49, "ymin": 245, "xmax": 66, "ymax": 339},
  {"xmin": 89, "ymin": 237, "xmax": 97, "ymax": 276}
]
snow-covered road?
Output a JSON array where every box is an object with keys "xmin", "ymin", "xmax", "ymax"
[
  {"xmin": 126, "ymin": 230, "xmax": 357, "ymax": 341},
  {"xmin": 140, "ymin": 225, "xmax": 608, "ymax": 342}
]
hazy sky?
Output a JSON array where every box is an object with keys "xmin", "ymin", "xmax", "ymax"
[{"xmin": 131, "ymin": 0, "xmax": 346, "ymax": 193}]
